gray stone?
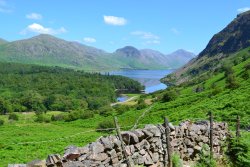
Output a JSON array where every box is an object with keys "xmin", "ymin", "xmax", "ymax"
[
  {"xmin": 27, "ymin": 160, "xmax": 46, "ymax": 167},
  {"xmin": 64, "ymin": 145, "xmax": 80, "ymax": 160},
  {"xmin": 145, "ymin": 125, "xmax": 161, "ymax": 137},
  {"xmin": 62, "ymin": 161, "xmax": 85, "ymax": 167},
  {"xmin": 78, "ymin": 145, "xmax": 90, "ymax": 154},
  {"xmin": 100, "ymin": 137, "xmax": 114, "ymax": 150},
  {"xmin": 144, "ymin": 153, "xmax": 154, "ymax": 165},
  {"xmin": 46, "ymin": 154, "xmax": 62, "ymax": 167},
  {"xmin": 121, "ymin": 131, "xmax": 139, "ymax": 144},
  {"xmin": 90, "ymin": 142, "xmax": 104, "ymax": 154},
  {"xmin": 89, "ymin": 153, "xmax": 108, "ymax": 162}
]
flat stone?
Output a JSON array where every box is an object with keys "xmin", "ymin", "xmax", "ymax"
[
  {"xmin": 121, "ymin": 131, "xmax": 139, "ymax": 144},
  {"xmin": 90, "ymin": 142, "xmax": 104, "ymax": 154},
  {"xmin": 27, "ymin": 160, "xmax": 46, "ymax": 167},
  {"xmin": 64, "ymin": 145, "xmax": 80, "ymax": 160}
]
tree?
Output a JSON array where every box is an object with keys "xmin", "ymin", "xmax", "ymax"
[
  {"xmin": 0, "ymin": 98, "xmax": 12, "ymax": 115},
  {"xmin": 224, "ymin": 66, "xmax": 239, "ymax": 89},
  {"xmin": 162, "ymin": 90, "xmax": 178, "ymax": 102}
]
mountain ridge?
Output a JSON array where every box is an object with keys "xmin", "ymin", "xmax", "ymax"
[
  {"xmin": 162, "ymin": 11, "xmax": 250, "ymax": 85},
  {"xmin": 0, "ymin": 34, "xmax": 195, "ymax": 71}
]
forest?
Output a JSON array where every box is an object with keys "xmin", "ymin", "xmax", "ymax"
[{"xmin": 0, "ymin": 62, "xmax": 144, "ymax": 114}]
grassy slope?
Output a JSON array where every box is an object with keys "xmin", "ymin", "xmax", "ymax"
[{"xmin": 0, "ymin": 49, "xmax": 249, "ymax": 166}]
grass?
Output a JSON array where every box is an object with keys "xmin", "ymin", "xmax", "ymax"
[{"xmin": 0, "ymin": 50, "xmax": 250, "ymax": 166}]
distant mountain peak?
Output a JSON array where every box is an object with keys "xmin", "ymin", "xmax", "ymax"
[{"xmin": 116, "ymin": 46, "xmax": 141, "ymax": 57}]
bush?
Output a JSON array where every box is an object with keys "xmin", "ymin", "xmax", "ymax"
[
  {"xmin": 195, "ymin": 144, "xmax": 216, "ymax": 167},
  {"xmin": 51, "ymin": 114, "xmax": 65, "ymax": 121},
  {"xmin": 0, "ymin": 119, "xmax": 4, "ymax": 126},
  {"xmin": 99, "ymin": 106, "xmax": 114, "ymax": 117},
  {"xmin": 227, "ymin": 137, "xmax": 250, "ymax": 167},
  {"xmin": 35, "ymin": 113, "xmax": 50, "ymax": 123},
  {"xmin": 96, "ymin": 119, "xmax": 115, "ymax": 133},
  {"xmin": 162, "ymin": 90, "xmax": 178, "ymax": 102},
  {"xmin": 65, "ymin": 110, "xmax": 82, "ymax": 122},
  {"xmin": 81, "ymin": 110, "xmax": 94, "ymax": 119},
  {"xmin": 115, "ymin": 105, "xmax": 130, "ymax": 115},
  {"xmin": 136, "ymin": 98, "xmax": 147, "ymax": 110},
  {"xmin": 8, "ymin": 113, "xmax": 19, "ymax": 121},
  {"xmin": 172, "ymin": 152, "xmax": 183, "ymax": 167},
  {"xmin": 226, "ymin": 74, "xmax": 239, "ymax": 89}
]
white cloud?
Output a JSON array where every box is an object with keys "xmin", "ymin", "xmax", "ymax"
[
  {"xmin": 170, "ymin": 28, "xmax": 180, "ymax": 35},
  {"xmin": 83, "ymin": 37, "xmax": 96, "ymax": 43},
  {"xmin": 103, "ymin": 15, "xmax": 127, "ymax": 26},
  {"xmin": 237, "ymin": 7, "xmax": 250, "ymax": 14},
  {"xmin": 131, "ymin": 31, "xmax": 159, "ymax": 40},
  {"xmin": 146, "ymin": 40, "xmax": 160, "ymax": 44},
  {"xmin": 20, "ymin": 23, "xmax": 67, "ymax": 35},
  {"xmin": 0, "ymin": 0, "xmax": 12, "ymax": 13},
  {"xmin": 26, "ymin": 13, "xmax": 43, "ymax": 20}
]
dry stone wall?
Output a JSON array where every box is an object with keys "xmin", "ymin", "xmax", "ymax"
[{"xmin": 45, "ymin": 120, "xmax": 228, "ymax": 167}]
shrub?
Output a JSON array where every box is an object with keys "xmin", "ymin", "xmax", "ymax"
[
  {"xmin": 99, "ymin": 106, "xmax": 114, "ymax": 117},
  {"xmin": 136, "ymin": 98, "xmax": 147, "ymax": 110},
  {"xmin": 65, "ymin": 110, "xmax": 82, "ymax": 122},
  {"xmin": 195, "ymin": 144, "xmax": 216, "ymax": 167},
  {"xmin": 226, "ymin": 74, "xmax": 239, "ymax": 89},
  {"xmin": 8, "ymin": 113, "xmax": 19, "ymax": 121},
  {"xmin": 51, "ymin": 114, "xmax": 65, "ymax": 121},
  {"xmin": 96, "ymin": 119, "xmax": 115, "ymax": 133},
  {"xmin": 115, "ymin": 105, "xmax": 130, "ymax": 115},
  {"xmin": 227, "ymin": 137, "xmax": 250, "ymax": 167},
  {"xmin": 81, "ymin": 110, "xmax": 94, "ymax": 119},
  {"xmin": 162, "ymin": 90, "xmax": 178, "ymax": 102},
  {"xmin": 35, "ymin": 113, "xmax": 50, "ymax": 123},
  {"xmin": 0, "ymin": 119, "xmax": 4, "ymax": 126},
  {"xmin": 172, "ymin": 152, "xmax": 183, "ymax": 167}
]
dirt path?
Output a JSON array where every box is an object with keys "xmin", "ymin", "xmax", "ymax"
[{"xmin": 111, "ymin": 96, "xmax": 137, "ymax": 106}]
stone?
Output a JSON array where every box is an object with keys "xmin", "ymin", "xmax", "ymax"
[
  {"xmin": 139, "ymin": 149, "xmax": 146, "ymax": 155},
  {"xmin": 62, "ymin": 161, "xmax": 85, "ymax": 167},
  {"xmin": 184, "ymin": 138, "xmax": 193, "ymax": 146},
  {"xmin": 168, "ymin": 122, "xmax": 175, "ymax": 131},
  {"xmin": 194, "ymin": 145, "xmax": 202, "ymax": 151},
  {"xmin": 89, "ymin": 153, "xmax": 108, "ymax": 162},
  {"xmin": 108, "ymin": 149, "xmax": 117, "ymax": 159},
  {"xmin": 135, "ymin": 139, "xmax": 150, "ymax": 151},
  {"xmin": 100, "ymin": 137, "xmax": 114, "ymax": 150},
  {"xmin": 145, "ymin": 125, "xmax": 161, "ymax": 137},
  {"xmin": 27, "ymin": 160, "xmax": 46, "ymax": 167},
  {"xmin": 78, "ymin": 145, "xmax": 90, "ymax": 154},
  {"xmin": 144, "ymin": 153, "xmax": 154, "ymax": 165},
  {"xmin": 151, "ymin": 153, "xmax": 159, "ymax": 163},
  {"xmin": 46, "ymin": 154, "xmax": 62, "ymax": 167},
  {"xmin": 64, "ymin": 145, "xmax": 80, "ymax": 160},
  {"xmin": 121, "ymin": 131, "xmax": 139, "ymax": 144},
  {"xmin": 187, "ymin": 148, "xmax": 194, "ymax": 155},
  {"xmin": 133, "ymin": 130, "xmax": 145, "ymax": 141},
  {"xmin": 90, "ymin": 142, "xmax": 105, "ymax": 154}
]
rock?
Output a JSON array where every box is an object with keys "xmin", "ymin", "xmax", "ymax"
[
  {"xmin": 133, "ymin": 130, "xmax": 145, "ymax": 141},
  {"xmin": 46, "ymin": 154, "xmax": 62, "ymax": 167},
  {"xmin": 135, "ymin": 139, "xmax": 150, "ymax": 151},
  {"xmin": 100, "ymin": 137, "xmax": 114, "ymax": 150},
  {"xmin": 194, "ymin": 146, "xmax": 202, "ymax": 151},
  {"xmin": 145, "ymin": 125, "xmax": 161, "ymax": 137},
  {"xmin": 62, "ymin": 161, "xmax": 85, "ymax": 167},
  {"xmin": 139, "ymin": 149, "xmax": 146, "ymax": 155},
  {"xmin": 187, "ymin": 148, "xmax": 194, "ymax": 155},
  {"xmin": 27, "ymin": 160, "xmax": 46, "ymax": 167},
  {"xmin": 184, "ymin": 138, "xmax": 193, "ymax": 146},
  {"xmin": 89, "ymin": 153, "xmax": 108, "ymax": 162},
  {"xmin": 121, "ymin": 131, "xmax": 139, "ymax": 144},
  {"xmin": 64, "ymin": 145, "xmax": 80, "ymax": 160},
  {"xmin": 144, "ymin": 153, "xmax": 154, "ymax": 165},
  {"xmin": 151, "ymin": 153, "xmax": 159, "ymax": 163},
  {"xmin": 168, "ymin": 123, "xmax": 175, "ymax": 131},
  {"xmin": 78, "ymin": 145, "xmax": 90, "ymax": 154},
  {"xmin": 90, "ymin": 142, "xmax": 104, "ymax": 154}
]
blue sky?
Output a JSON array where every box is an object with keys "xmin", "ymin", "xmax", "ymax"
[{"xmin": 0, "ymin": 0, "xmax": 249, "ymax": 54}]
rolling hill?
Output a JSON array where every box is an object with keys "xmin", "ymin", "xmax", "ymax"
[{"xmin": 0, "ymin": 35, "xmax": 194, "ymax": 71}]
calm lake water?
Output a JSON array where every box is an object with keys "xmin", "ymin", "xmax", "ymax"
[{"xmin": 108, "ymin": 69, "xmax": 174, "ymax": 94}]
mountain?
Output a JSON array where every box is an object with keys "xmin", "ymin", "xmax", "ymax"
[
  {"xmin": 0, "ymin": 34, "xmax": 194, "ymax": 71},
  {"xmin": 162, "ymin": 10, "xmax": 250, "ymax": 85},
  {"xmin": 113, "ymin": 46, "xmax": 195, "ymax": 69},
  {"xmin": 0, "ymin": 38, "xmax": 8, "ymax": 45},
  {"xmin": 165, "ymin": 49, "xmax": 196, "ymax": 68}
]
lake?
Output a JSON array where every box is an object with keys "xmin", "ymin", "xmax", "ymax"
[{"xmin": 108, "ymin": 69, "xmax": 174, "ymax": 94}]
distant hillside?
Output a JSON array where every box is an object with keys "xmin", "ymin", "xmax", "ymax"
[
  {"xmin": 0, "ymin": 35, "xmax": 194, "ymax": 71},
  {"xmin": 162, "ymin": 10, "xmax": 250, "ymax": 85},
  {"xmin": 0, "ymin": 38, "xmax": 8, "ymax": 45}
]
